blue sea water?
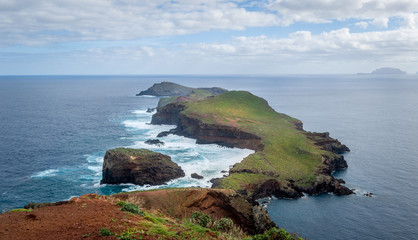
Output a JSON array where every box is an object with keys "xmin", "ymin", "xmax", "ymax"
[{"xmin": 0, "ymin": 75, "xmax": 417, "ymax": 239}]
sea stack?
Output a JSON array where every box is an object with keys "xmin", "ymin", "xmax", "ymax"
[{"xmin": 101, "ymin": 148, "xmax": 184, "ymax": 185}]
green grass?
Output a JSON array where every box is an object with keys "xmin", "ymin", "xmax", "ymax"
[
  {"xmin": 9, "ymin": 208, "xmax": 33, "ymax": 213},
  {"xmin": 179, "ymin": 91, "xmax": 336, "ymax": 191},
  {"xmin": 109, "ymin": 148, "xmax": 157, "ymax": 156}
]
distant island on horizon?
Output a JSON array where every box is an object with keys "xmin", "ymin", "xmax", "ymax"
[{"xmin": 358, "ymin": 67, "xmax": 407, "ymax": 75}]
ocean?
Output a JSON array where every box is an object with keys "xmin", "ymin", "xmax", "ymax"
[{"xmin": 0, "ymin": 75, "xmax": 417, "ymax": 239}]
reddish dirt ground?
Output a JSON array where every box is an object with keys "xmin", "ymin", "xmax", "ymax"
[{"xmin": 0, "ymin": 194, "xmax": 141, "ymax": 240}]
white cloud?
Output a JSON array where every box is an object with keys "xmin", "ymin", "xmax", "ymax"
[
  {"xmin": 267, "ymin": 0, "xmax": 418, "ymax": 25},
  {"xmin": 0, "ymin": 0, "xmax": 280, "ymax": 46},
  {"xmin": 355, "ymin": 21, "xmax": 369, "ymax": 29},
  {"xmin": 183, "ymin": 27, "xmax": 418, "ymax": 66}
]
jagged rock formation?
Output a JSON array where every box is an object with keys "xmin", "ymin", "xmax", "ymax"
[{"xmin": 101, "ymin": 148, "xmax": 184, "ymax": 185}]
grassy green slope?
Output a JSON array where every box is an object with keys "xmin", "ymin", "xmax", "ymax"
[{"xmin": 181, "ymin": 91, "xmax": 334, "ymax": 192}]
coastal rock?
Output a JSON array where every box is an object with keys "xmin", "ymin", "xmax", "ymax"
[
  {"xmin": 251, "ymin": 179, "xmax": 303, "ymax": 200},
  {"xmin": 100, "ymin": 148, "xmax": 184, "ymax": 185},
  {"xmin": 299, "ymin": 175, "xmax": 353, "ymax": 196},
  {"xmin": 157, "ymin": 128, "xmax": 177, "ymax": 137},
  {"xmin": 146, "ymin": 108, "xmax": 155, "ymax": 113},
  {"xmin": 191, "ymin": 173, "xmax": 204, "ymax": 179},
  {"xmin": 144, "ymin": 139, "xmax": 165, "ymax": 147},
  {"xmin": 306, "ymin": 132, "xmax": 350, "ymax": 154}
]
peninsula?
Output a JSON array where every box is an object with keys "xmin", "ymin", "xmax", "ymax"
[{"xmin": 149, "ymin": 82, "xmax": 352, "ymax": 199}]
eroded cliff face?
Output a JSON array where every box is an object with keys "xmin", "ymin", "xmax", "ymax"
[
  {"xmin": 152, "ymin": 103, "xmax": 264, "ymax": 150},
  {"xmin": 151, "ymin": 99, "xmax": 353, "ymax": 199},
  {"xmin": 112, "ymin": 188, "xmax": 275, "ymax": 234}
]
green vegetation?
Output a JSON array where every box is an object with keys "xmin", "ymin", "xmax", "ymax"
[
  {"xmin": 99, "ymin": 227, "xmax": 113, "ymax": 236},
  {"xmin": 178, "ymin": 91, "xmax": 336, "ymax": 193},
  {"xmin": 9, "ymin": 208, "xmax": 32, "ymax": 212},
  {"xmin": 252, "ymin": 227, "xmax": 302, "ymax": 240},
  {"xmin": 190, "ymin": 211, "xmax": 213, "ymax": 228},
  {"xmin": 215, "ymin": 218, "xmax": 234, "ymax": 232},
  {"xmin": 109, "ymin": 148, "xmax": 157, "ymax": 157},
  {"xmin": 117, "ymin": 201, "xmax": 144, "ymax": 216}
]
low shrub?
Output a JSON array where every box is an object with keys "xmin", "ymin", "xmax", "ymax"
[
  {"xmin": 252, "ymin": 227, "xmax": 303, "ymax": 240},
  {"xmin": 120, "ymin": 202, "xmax": 144, "ymax": 216},
  {"xmin": 99, "ymin": 227, "xmax": 113, "ymax": 236},
  {"xmin": 215, "ymin": 218, "xmax": 234, "ymax": 232},
  {"xmin": 190, "ymin": 211, "xmax": 213, "ymax": 228}
]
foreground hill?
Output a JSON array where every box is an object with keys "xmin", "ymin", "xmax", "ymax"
[
  {"xmin": 0, "ymin": 189, "xmax": 302, "ymax": 240},
  {"xmin": 152, "ymin": 90, "xmax": 352, "ymax": 199}
]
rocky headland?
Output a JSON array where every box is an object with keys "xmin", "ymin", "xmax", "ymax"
[
  {"xmin": 101, "ymin": 148, "xmax": 184, "ymax": 185},
  {"xmin": 149, "ymin": 86, "xmax": 353, "ymax": 200}
]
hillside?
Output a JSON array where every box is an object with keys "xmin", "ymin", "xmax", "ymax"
[{"xmin": 0, "ymin": 189, "xmax": 301, "ymax": 240}]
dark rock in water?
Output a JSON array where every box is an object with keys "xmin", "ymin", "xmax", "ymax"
[
  {"xmin": 364, "ymin": 192, "xmax": 374, "ymax": 197},
  {"xmin": 101, "ymin": 148, "xmax": 185, "ymax": 185},
  {"xmin": 157, "ymin": 129, "xmax": 177, "ymax": 137},
  {"xmin": 191, "ymin": 173, "xmax": 204, "ymax": 179},
  {"xmin": 146, "ymin": 108, "xmax": 155, "ymax": 113},
  {"xmin": 220, "ymin": 170, "xmax": 228, "ymax": 173},
  {"xmin": 136, "ymin": 81, "xmax": 228, "ymax": 97},
  {"xmin": 145, "ymin": 139, "xmax": 165, "ymax": 147}
]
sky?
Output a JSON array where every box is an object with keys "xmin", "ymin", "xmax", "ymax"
[{"xmin": 0, "ymin": 0, "xmax": 418, "ymax": 75}]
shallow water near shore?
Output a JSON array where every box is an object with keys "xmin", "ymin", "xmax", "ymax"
[{"xmin": 1, "ymin": 75, "xmax": 417, "ymax": 239}]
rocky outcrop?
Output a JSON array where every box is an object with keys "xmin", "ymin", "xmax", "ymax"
[
  {"xmin": 101, "ymin": 148, "xmax": 184, "ymax": 185},
  {"xmin": 305, "ymin": 132, "xmax": 350, "ymax": 154},
  {"xmin": 136, "ymin": 81, "xmax": 228, "ymax": 96},
  {"xmin": 191, "ymin": 173, "xmax": 204, "ymax": 179},
  {"xmin": 297, "ymin": 175, "xmax": 353, "ymax": 196},
  {"xmin": 250, "ymin": 179, "xmax": 303, "ymax": 200},
  {"xmin": 112, "ymin": 188, "xmax": 275, "ymax": 234},
  {"xmin": 144, "ymin": 139, "xmax": 165, "ymax": 147}
]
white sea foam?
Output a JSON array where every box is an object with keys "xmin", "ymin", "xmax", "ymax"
[
  {"xmin": 136, "ymin": 95, "xmax": 156, "ymax": 98},
  {"xmin": 31, "ymin": 169, "xmax": 59, "ymax": 178},
  {"xmin": 81, "ymin": 108, "xmax": 254, "ymax": 191},
  {"xmin": 85, "ymin": 155, "xmax": 103, "ymax": 163}
]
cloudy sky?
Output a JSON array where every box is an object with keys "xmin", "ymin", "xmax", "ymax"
[{"xmin": 1, "ymin": 0, "xmax": 418, "ymax": 75}]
